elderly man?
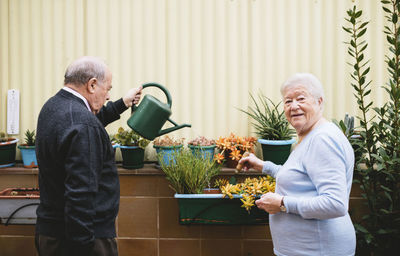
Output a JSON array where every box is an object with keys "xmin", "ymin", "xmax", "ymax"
[{"xmin": 35, "ymin": 56, "xmax": 142, "ymax": 256}]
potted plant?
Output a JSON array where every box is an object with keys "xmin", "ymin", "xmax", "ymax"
[
  {"xmin": 153, "ymin": 135, "xmax": 184, "ymax": 166},
  {"xmin": 111, "ymin": 127, "xmax": 150, "ymax": 169},
  {"xmin": 239, "ymin": 92, "xmax": 296, "ymax": 164},
  {"xmin": 0, "ymin": 132, "xmax": 18, "ymax": 168},
  {"xmin": 18, "ymin": 129, "xmax": 38, "ymax": 168},
  {"xmin": 214, "ymin": 133, "xmax": 257, "ymax": 168},
  {"xmin": 187, "ymin": 136, "xmax": 216, "ymax": 161}
]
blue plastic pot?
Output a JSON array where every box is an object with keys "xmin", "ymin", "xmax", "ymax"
[
  {"xmin": 187, "ymin": 144, "xmax": 216, "ymax": 161},
  {"xmin": 18, "ymin": 145, "xmax": 37, "ymax": 168},
  {"xmin": 154, "ymin": 145, "xmax": 183, "ymax": 166}
]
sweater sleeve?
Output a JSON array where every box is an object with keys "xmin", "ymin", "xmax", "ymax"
[
  {"xmin": 62, "ymin": 124, "xmax": 104, "ymax": 251},
  {"xmin": 96, "ymin": 98, "xmax": 128, "ymax": 126},
  {"xmin": 284, "ymin": 134, "xmax": 349, "ymax": 219},
  {"xmin": 262, "ymin": 161, "xmax": 281, "ymax": 178}
]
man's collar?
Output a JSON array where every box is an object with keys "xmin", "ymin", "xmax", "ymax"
[{"xmin": 62, "ymin": 86, "xmax": 92, "ymax": 112}]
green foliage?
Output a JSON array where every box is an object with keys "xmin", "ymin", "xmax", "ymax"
[
  {"xmin": 239, "ymin": 92, "xmax": 295, "ymax": 140},
  {"xmin": 159, "ymin": 149, "xmax": 220, "ymax": 194},
  {"xmin": 343, "ymin": 1, "xmax": 400, "ymax": 254},
  {"xmin": 111, "ymin": 127, "xmax": 150, "ymax": 149},
  {"xmin": 333, "ymin": 113, "xmax": 355, "ymax": 139},
  {"xmin": 24, "ymin": 129, "xmax": 36, "ymax": 146}
]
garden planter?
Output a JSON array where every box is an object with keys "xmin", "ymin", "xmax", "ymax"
[
  {"xmin": 174, "ymin": 194, "xmax": 269, "ymax": 225},
  {"xmin": 0, "ymin": 188, "xmax": 39, "ymax": 225},
  {"xmin": 188, "ymin": 144, "xmax": 216, "ymax": 161},
  {"xmin": 119, "ymin": 145, "xmax": 145, "ymax": 169},
  {"xmin": 154, "ymin": 144, "xmax": 183, "ymax": 166},
  {"xmin": 258, "ymin": 138, "xmax": 296, "ymax": 165},
  {"xmin": 0, "ymin": 139, "xmax": 18, "ymax": 168},
  {"xmin": 18, "ymin": 145, "xmax": 38, "ymax": 168}
]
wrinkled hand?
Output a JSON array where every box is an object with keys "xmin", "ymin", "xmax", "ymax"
[
  {"xmin": 255, "ymin": 192, "xmax": 283, "ymax": 214},
  {"xmin": 237, "ymin": 153, "xmax": 264, "ymax": 172},
  {"xmin": 123, "ymin": 86, "xmax": 143, "ymax": 107}
]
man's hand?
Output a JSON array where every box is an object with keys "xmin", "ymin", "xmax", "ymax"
[{"xmin": 123, "ymin": 86, "xmax": 143, "ymax": 107}]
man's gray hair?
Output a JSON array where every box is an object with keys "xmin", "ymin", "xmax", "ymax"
[
  {"xmin": 64, "ymin": 56, "xmax": 108, "ymax": 86},
  {"xmin": 281, "ymin": 73, "xmax": 325, "ymax": 103}
]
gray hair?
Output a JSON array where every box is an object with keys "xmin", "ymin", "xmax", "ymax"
[
  {"xmin": 281, "ymin": 73, "xmax": 325, "ymax": 105},
  {"xmin": 64, "ymin": 56, "xmax": 108, "ymax": 86}
]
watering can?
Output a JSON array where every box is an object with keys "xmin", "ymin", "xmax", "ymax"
[{"xmin": 127, "ymin": 83, "xmax": 191, "ymax": 140}]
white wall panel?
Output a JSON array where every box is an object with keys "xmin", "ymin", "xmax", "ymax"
[{"xmin": 0, "ymin": 0, "xmax": 391, "ymax": 160}]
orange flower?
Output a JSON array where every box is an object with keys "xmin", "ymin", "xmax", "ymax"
[
  {"xmin": 214, "ymin": 153, "xmax": 225, "ymax": 164},
  {"xmin": 215, "ymin": 133, "xmax": 257, "ymax": 162},
  {"xmin": 230, "ymin": 149, "xmax": 242, "ymax": 161}
]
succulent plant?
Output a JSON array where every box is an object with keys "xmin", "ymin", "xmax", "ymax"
[
  {"xmin": 24, "ymin": 129, "xmax": 36, "ymax": 146},
  {"xmin": 0, "ymin": 132, "xmax": 6, "ymax": 142},
  {"xmin": 333, "ymin": 113, "xmax": 355, "ymax": 139},
  {"xmin": 111, "ymin": 127, "xmax": 150, "ymax": 149}
]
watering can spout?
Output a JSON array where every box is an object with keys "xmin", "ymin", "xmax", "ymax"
[{"xmin": 158, "ymin": 122, "xmax": 192, "ymax": 137}]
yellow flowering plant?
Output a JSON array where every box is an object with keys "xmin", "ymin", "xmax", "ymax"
[
  {"xmin": 219, "ymin": 176, "xmax": 276, "ymax": 213},
  {"xmin": 214, "ymin": 133, "xmax": 257, "ymax": 165}
]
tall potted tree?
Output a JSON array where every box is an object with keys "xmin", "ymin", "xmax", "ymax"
[
  {"xmin": 240, "ymin": 92, "xmax": 296, "ymax": 164},
  {"xmin": 343, "ymin": 2, "xmax": 400, "ymax": 254}
]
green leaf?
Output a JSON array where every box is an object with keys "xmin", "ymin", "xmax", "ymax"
[
  {"xmin": 392, "ymin": 13, "xmax": 398, "ymax": 23},
  {"xmin": 382, "ymin": 6, "xmax": 392, "ymax": 13},
  {"xmin": 357, "ymin": 28, "xmax": 367, "ymax": 38}
]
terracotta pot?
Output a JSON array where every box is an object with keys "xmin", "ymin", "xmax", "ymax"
[{"xmin": 202, "ymin": 188, "xmax": 221, "ymax": 194}]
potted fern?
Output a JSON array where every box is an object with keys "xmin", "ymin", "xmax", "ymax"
[
  {"xmin": 18, "ymin": 129, "xmax": 37, "ymax": 168},
  {"xmin": 240, "ymin": 92, "xmax": 296, "ymax": 164},
  {"xmin": 111, "ymin": 127, "xmax": 150, "ymax": 169},
  {"xmin": 0, "ymin": 132, "xmax": 18, "ymax": 168}
]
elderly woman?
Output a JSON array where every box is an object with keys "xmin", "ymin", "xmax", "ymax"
[{"xmin": 239, "ymin": 73, "xmax": 356, "ymax": 256}]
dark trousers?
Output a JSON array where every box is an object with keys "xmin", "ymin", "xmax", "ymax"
[{"xmin": 35, "ymin": 234, "xmax": 118, "ymax": 256}]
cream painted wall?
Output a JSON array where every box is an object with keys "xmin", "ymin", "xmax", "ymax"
[{"xmin": 0, "ymin": 0, "xmax": 390, "ymax": 160}]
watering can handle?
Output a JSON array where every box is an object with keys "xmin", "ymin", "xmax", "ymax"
[{"xmin": 131, "ymin": 83, "xmax": 172, "ymax": 113}]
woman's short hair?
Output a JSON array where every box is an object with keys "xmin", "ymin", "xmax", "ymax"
[
  {"xmin": 64, "ymin": 56, "xmax": 108, "ymax": 86},
  {"xmin": 280, "ymin": 73, "xmax": 325, "ymax": 102}
]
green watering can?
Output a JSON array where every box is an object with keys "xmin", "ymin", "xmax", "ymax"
[{"xmin": 127, "ymin": 83, "xmax": 191, "ymax": 140}]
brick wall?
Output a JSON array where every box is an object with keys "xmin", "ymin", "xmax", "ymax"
[{"xmin": 0, "ymin": 165, "xmax": 365, "ymax": 256}]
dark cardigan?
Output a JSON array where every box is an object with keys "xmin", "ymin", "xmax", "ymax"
[{"xmin": 35, "ymin": 89, "xmax": 128, "ymax": 253}]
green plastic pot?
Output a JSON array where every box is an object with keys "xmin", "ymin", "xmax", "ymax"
[
  {"xmin": 258, "ymin": 138, "xmax": 296, "ymax": 165},
  {"xmin": 119, "ymin": 146, "xmax": 145, "ymax": 169},
  {"xmin": 0, "ymin": 139, "xmax": 18, "ymax": 168},
  {"xmin": 174, "ymin": 194, "xmax": 269, "ymax": 225}
]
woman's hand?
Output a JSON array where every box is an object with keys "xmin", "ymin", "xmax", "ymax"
[
  {"xmin": 123, "ymin": 86, "xmax": 143, "ymax": 107},
  {"xmin": 237, "ymin": 153, "xmax": 264, "ymax": 172},
  {"xmin": 255, "ymin": 192, "xmax": 283, "ymax": 214}
]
